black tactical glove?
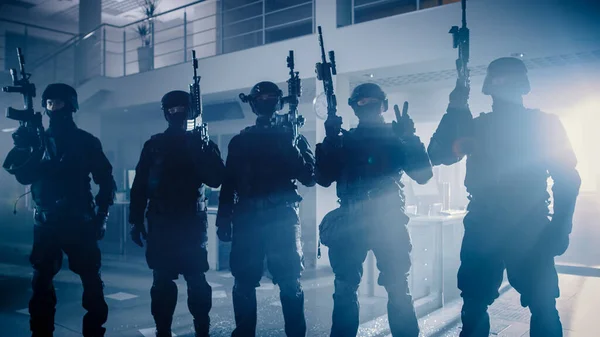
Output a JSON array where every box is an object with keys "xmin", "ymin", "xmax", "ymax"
[
  {"xmin": 94, "ymin": 211, "xmax": 109, "ymax": 240},
  {"xmin": 324, "ymin": 115, "xmax": 343, "ymax": 137},
  {"xmin": 449, "ymin": 78, "xmax": 470, "ymax": 110},
  {"xmin": 318, "ymin": 134, "xmax": 342, "ymax": 156},
  {"xmin": 130, "ymin": 223, "xmax": 147, "ymax": 247},
  {"xmin": 12, "ymin": 126, "xmax": 37, "ymax": 149},
  {"xmin": 391, "ymin": 102, "xmax": 416, "ymax": 139}
]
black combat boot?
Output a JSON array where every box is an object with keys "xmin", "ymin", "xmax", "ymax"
[
  {"xmin": 231, "ymin": 282, "xmax": 258, "ymax": 337},
  {"xmin": 155, "ymin": 330, "xmax": 172, "ymax": 337},
  {"xmin": 279, "ymin": 281, "xmax": 306, "ymax": 337},
  {"xmin": 194, "ymin": 319, "xmax": 210, "ymax": 337}
]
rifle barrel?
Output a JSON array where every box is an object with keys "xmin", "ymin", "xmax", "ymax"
[
  {"xmin": 16, "ymin": 48, "xmax": 26, "ymax": 77},
  {"xmin": 462, "ymin": 0, "xmax": 467, "ymax": 28},
  {"xmin": 317, "ymin": 26, "xmax": 327, "ymax": 64}
]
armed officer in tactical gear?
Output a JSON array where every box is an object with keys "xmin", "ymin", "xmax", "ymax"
[
  {"xmin": 216, "ymin": 81, "xmax": 315, "ymax": 337},
  {"xmin": 129, "ymin": 90, "xmax": 225, "ymax": 337},
  {"xmin": 3, "ymin": 83, "xmax": 116, "ymax": 337},
  {"xmin": 428, "ymin": 57, "xmax": 581, "ymax": 337},
  {"xmin": 316, "ymin": 83, "xmax": 432, "ymax": 337}
]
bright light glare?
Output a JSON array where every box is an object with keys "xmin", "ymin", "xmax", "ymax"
[{"xmin": 559, "ymin": 98, "xmax": 600, "ymax": 192}]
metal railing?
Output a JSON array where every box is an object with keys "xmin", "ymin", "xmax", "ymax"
[
  {"xmin": 0, "ymin": 18, "xmax": 77, "ymax": 73},
  {"xmin": 26, "ymin": 0, "xmax": 315, "ymax": 88}
]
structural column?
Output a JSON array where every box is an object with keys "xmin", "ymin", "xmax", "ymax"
[
  {"xmin": 76, "ymin": 0, "xmax": 102, "ymax": 85},
  {"xmin": 0, "ymin": 26, "xmax": 6, "ymax": 71},
  {"xmin": 312, "ymin": 0, "xmax": 349, "ymax": 270}
]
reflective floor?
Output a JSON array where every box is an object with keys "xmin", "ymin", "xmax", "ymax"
[{"xmin": 0, "ymin": 249, "xmax": 598, "ymax": 337}]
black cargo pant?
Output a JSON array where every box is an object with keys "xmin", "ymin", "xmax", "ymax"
[
  {"xmin": 326, "ymin": 201, "xmax": 419, "ymax": 337},
  {"xmin": 29, "ymin": 211, "xmax": 108, "ymax": 337},
  {"xmin": 145, "ymin": 212, "xmax": 212, "ymax": 336},
  {"xmin": 458, "ymin": 204, "xmax": 562, "ymax": 337},
  {"xmin": 229, "ymin": 204, "xmax": 306, "ymax": 337}
]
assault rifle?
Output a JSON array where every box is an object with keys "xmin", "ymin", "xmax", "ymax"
[
  {"xmin": 283, "ymin": 50, "xmax": 304, "ymax": 145},
  {"xmin": 314, "ymin": 26, "xmax": 342, "ymax": 137},
  {"xmin": 2, "ymin": 47, "xmax": 41, "ymax": 127},
  {"xmin": 2, "ymin": 47, "xmax": 45, "ymax": 175},
  {"xmin": 449, "ymin": 0, "xmax": 470, "ymax": 88},
  {"xmin": 189, "ymin": 49, "xmax": 209, "ymax": 146}
]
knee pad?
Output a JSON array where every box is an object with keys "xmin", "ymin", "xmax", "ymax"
[
  {"xmin": 152, "ymin": 273, "xmax": 178, "ymax": 301},
  {"xmin": 80, "ymin": 272, "xmax": 104, "ymax": 288},
  {"xmin": 31, "ymin": 270, "xmax": 54, "ymax": 291},
  {"xmin": 388, "ymin": 289, "xmax": 414, "ymax": 308},
  {"xmin": 462, "ymin": 298, "xmax": 489, "ymax": 316},
  {"xmin": 278, "ymin": 279, "xmax": 303, "ymax": 299},
  {"xmin": 233, "ymin": 280, "xmax": 258, "ymax": 295},
  {"xmin": 333, "ymin": 279, "xmax": 359, "ymax": 301},
  {"xmin": 185, "ymin": 272, "xmax": 208, "ymax": 286},
  {"xmin": 186, "ymin": 273, "xmax": 211, "ymax": 296},
  {"xmin": 529, "ymin": 298, "xmax": 558, "ymax": 317}
]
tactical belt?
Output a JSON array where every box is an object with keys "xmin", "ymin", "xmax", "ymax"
[
  {"xmin": 34, "ymin": 208, "xmax": 93, "ymax": 225},
  {"xmin": 35, "ymin": 198, "xmax": 94, "ymax": 215},
  {"xmin": 236, "ymin": 198, "xmax": 299, "ymax": 210},
  {"xmin": 148, "ymin": 200, "xmax": 207, "ymax": 215}
]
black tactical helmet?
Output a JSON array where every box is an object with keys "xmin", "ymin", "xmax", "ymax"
[
  {"xmin": 161, "ymin": 90, "xmax": 191, "ymax": 111},
  {"xmin": 239, "ymin": 81, "xmax": 283, "ymax": 115},
  {"xmin": 42, "ymin": 83, "xmax": 78, "ymax": 112},
  {"xmin": 482, "ymin": 57, "xmax": 531, "ymax": 96},
  {"xmin": 249, "ymin": 81, "xmax": 283, "ymax": 99},
  {"xmin": 348, "ymin": 83, "xmax": 388, "ymax": 112},
  {"xmin": 161, "ymin": 90, "xmax": 190, "ymax": 127}
]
